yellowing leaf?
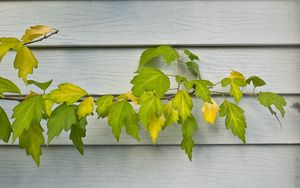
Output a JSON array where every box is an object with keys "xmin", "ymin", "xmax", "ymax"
[
  {"xmin": 0, "ymin": 38, "xmax": 21, "ymax": 62},
  {"xmin": 172, "ymin": 90, "xmax": 193, "ymax": 122},
  {"xmin": 229, "ymin": 70, "xmax": 246, "ymax": 81},
  {"xmin": 149, "ymin": 115, "xmax": 166, "ymax": 144},
  {"xmin": 49, "ymin": 83, "xmax": 87, "ymax": 105},
  {"xmin": 43, "ymin": 98, "xmax": 54, "ymax": 117},
  {"xmin": 118, "ymin": 91, "xmax": 139, "ymax": 104},
  {"xmin": 138, "ymin": 91, "xmax": 163, "ymax": 128},
  {"xmin": 77, "ymin": 97, "xmax": 94, "ymax": 119},
  {"xmin": 163, "ymin": 101, "xmax": 179, "ymax": 127},
  {"xmin": 13, "ymin": 45, "xmax": 38, "ymax": 84},
  {"xmin": 202, "ymin": 98, "xmax": 219, "ymax": 125},
  {"xmin": 21, "ymin": 25, "xmax": 55, "ymax": 44},
  {"xmin": 221, "ymin": 70, "xmax": 246, "ymax": 103}
]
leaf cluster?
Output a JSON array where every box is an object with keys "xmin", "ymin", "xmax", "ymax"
[{"xmin": 0, "ymin": 26, "xmax": 287, "ymax": 166}]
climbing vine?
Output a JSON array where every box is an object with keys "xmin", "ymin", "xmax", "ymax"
[{"xmin": 0, "ymin": 25, "xmax": 287, "ymax": 166}]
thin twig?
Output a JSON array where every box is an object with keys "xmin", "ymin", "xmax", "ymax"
[{"xmin": 23, "ymin": 30, "xmax": 59, "ymax": 45}]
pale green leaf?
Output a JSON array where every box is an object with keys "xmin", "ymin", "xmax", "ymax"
[
  {"xmin": 107, "ymin": 100, "xmax": 140, "ymax": 141},
  {"xmin": 131, "ymin": 67, "xmax": 170, "ymax": 97},
  {"xmin": 219, "ymin": 100, "xmax": 247, "ymax": 143},
  {"xmin": 172, "ymin": 90, "xmax": 193, "ymax": 122},
  {"xmin": 11, "ymin": 95, "xmax": 43, "ymax": 141},
  {"xmin": 0, "ymin": 76, "xmax": 21, "ymax": 94},
  {"xmin": 47, "ymin": 103, "xmax": 76, "ymax": 144},
  {"xmin": 163, "ymin": 101, "xmax": 179, "ymax": 127}
]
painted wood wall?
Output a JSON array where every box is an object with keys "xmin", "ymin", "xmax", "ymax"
[{"xmin": 0, "ymin": 0, "xmax": 299, "ymax": 187}]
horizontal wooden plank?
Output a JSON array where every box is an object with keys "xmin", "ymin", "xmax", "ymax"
[
  {"xmin": 0, "ymin": 47, "xmax": 299, "ymax": 94},
  {"xmin": 1, "ymin": 95, "xmax": 299, "ymax": 145},
  {"xmin": 0, "ymin": 145, "xmax": 299, "ymax": 188},
  {"xmin": 0, "ymin": 0, "xmax": 299, "ymax": 45}
]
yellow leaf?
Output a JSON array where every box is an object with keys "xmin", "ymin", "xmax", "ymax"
[
  {"xmin": 229, "ymin": 70, "xmax": 246, "ymax": 81},
  {"xmin": 172, "ymin": 90, "xmax": 193, "ymax": 122},
  {"xmin": 13, "ymin": 45, "xmax": 38, "ymax": 84},
  {"xmin": 117, "ymin": 91, "xmax": 139, "ymax": 104},
  {"xmin": 149, "ymin": 115, "xmax": 166, "ymax": 144},
  {"xmin": 43, "ymin": 99, "xmax": 54, "ymax": 117},
  {"xmin": 21, "ymin": 25, "xmax": 55, "ymax": 44},
  {"xmin": 49, "ymin": 83, "xmax": 88, "ymax": 105},
  {"xmin": 77, "ymin": 97, "xmax": 94, "ymax": 119},
  {"xmin": 202, "ymin": 98, "xmax": 219, "ymax": 124},
  {"xmin": 163, "ymin": 101, "xmax": 179, "ymax": 127}
]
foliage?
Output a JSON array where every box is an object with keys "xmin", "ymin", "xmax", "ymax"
[{"xmin": 0, "ymin": 26, "xmax": 287, "ymax": 166}]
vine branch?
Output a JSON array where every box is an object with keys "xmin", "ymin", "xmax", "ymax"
[{"xmin": 23, "ymin": 29, "xmax": 59, "ymax": 45}]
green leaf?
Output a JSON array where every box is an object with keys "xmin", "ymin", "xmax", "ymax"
[
  {"xmin": 131, "ymin": 67, "xmax": 170, "ymax": 97},
  {"xmin": 0, "ymin": 38, "xmax": 20, "ymax": 62},
  {"xmin": 186, "ymin": 61, "xmax": 201, "ymax": 79},
  {"xmin": 183, "ymin": 49, "xmax": 199, "ymax": 61},
  {"xmin": 95, "ymin": 95, "xmax": 114, "ymax": 118},
  {"xmin": 138, "ymin": 45, "xmax": 179, "ymax": 69},
  {"xmin": 172, "ymin": 90, "xmax": 193, "ymax": 122},
  {"xmin": 49, "ymin": 83, "xmax": 88, "ymax": 105},
  {"xmin": 0, "ymin": 106, "xmax": 12, "ymax": 143},
  {"xmin": 47, "ymin": 103, "xmax": 76, "ymax": 144},
  {"xmin": 0, "ymin": 76, "xmax": 21, "ymax": 94},
  {"xmin": 107, "ymin": 100, "xmax": 140, "ymax": 141},
  {"xmin": 246, "ymin": 76, "xmax": 266, "ymax": 88},
  {"xmin": 11, "ymin": 95, "xmax": 43, "ymax": 141},
  {"xmin": 13, "ymin": 44, "xmax": 38, "ymax": 84},
  {"xmin": 28, "ymin": 79, "xmax": 53, "ymax": 92},
  {"xmin": 184, "ymin": 80, "xmax": 213, "ymax": 103},
  {"xmin": 219, "ymin": 100, "xmax": 247, "ymax": 143},
  {"xmin": 175, "ymin": 75, "xmax": 187, "ymax": 83},
  {"xmin": 19, "ymin": 123, "xmax": 44, "ymax": 166},
  {"xmin": 69, "ymin": 118, "xmax": 87, "ymax": 155},
  {"xmin": 181, "ymin": 115, "xmax": 198, "ymax": 161},
  {"xmin": 257, "ymin": 92, "xmax": 286, "ymax": 117},
  {"xmin": 138, "ymin": 91, "xmax": 163, "ymax": 128}
]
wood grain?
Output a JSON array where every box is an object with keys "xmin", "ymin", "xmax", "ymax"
[
  {"xmin": 0, "ymin": 145, "xmax": 299, "ymax": 188},
  {"xmin": 0, "ymin": 47, "xmax": 299, "ymax": 94},
  {"xmin": 0, "ymin": 0, "xmax": 299, "ymax": 45},
  {"xmin": 1, "ymin": 95, "xmax": 299, "ymax": 145}
]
